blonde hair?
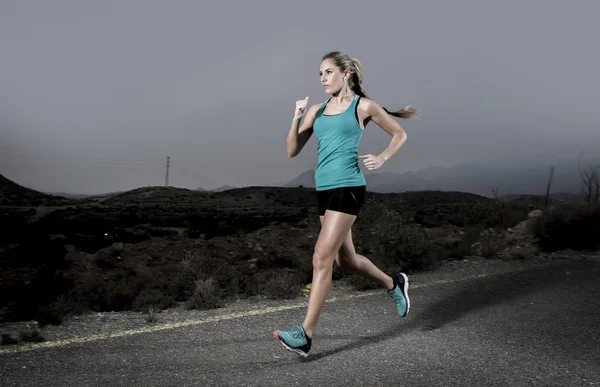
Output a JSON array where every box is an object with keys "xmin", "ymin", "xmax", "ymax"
[{"xmin": 322, "ymin": 51, "xmax": 418, "ymax": 119}]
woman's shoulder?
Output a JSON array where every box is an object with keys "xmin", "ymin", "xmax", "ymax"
[
  {"xmin": 357, "ymin": 96, "xmax": 379, "ymax": 112},
  {"xmin": 308, "ymin": 101, "xmax": 325, "ymax": 112},
  {"xmin": 357, "ymin": 96, "xmax": 376, "ymax": 104},
  {"xmin": 302, "ymin": 101, "xmax": 326, "ymax": 121}
]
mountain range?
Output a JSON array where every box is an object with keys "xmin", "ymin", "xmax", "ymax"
[
  {"xmin": 24, "ymin": 159, "xmax": 596, "ymax": 199},
  {"xmin": 282, "ymin": 162, "xmax": 591, "ymax": 197}
]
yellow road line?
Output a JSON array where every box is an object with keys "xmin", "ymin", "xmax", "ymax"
[{"xmin": 0, "ymin": 259, "xmax": 582, "ymax": 355}]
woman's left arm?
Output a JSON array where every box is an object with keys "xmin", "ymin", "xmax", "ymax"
[{"xmin": 358, "ymin": 99, "xmax": 408, "ymax": 171}]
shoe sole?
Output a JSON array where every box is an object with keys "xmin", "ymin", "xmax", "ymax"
[
  {"xmin": 272, "ymin": 331, "xmax": 309, "ymax": 358},
  {"xmin": 398, "ymin": 273, "xmax": 410, "ymax": 317}
]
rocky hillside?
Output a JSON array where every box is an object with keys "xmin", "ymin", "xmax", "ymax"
[
  {"xmin": 0, "ymin": 174, "xmax": 128, "ymax": 205},
  {"xmin": 0, "ymin": 174, "xmax": 597, "ymax": 334},
  {"xmin": 0, "ymin": 174, "xmax": 76, "ymax": 206}
]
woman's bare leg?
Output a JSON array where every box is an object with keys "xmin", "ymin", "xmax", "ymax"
[
  {"xmin": 301, "ymin": 210, "xmax": 356, "ymax": 338},
  {"xmin": 320, "ymin": 216, "xmax": 394, "ymax": 290},
  {"xmin": 330, "ymin": 220, "xmax": 410, "ymax": 319}
]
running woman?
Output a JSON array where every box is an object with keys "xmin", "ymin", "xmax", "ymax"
[{"xmin": 273, "ymin": 51, "xmax": 418, "ymax": 357}]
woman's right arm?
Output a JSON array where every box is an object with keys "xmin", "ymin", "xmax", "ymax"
[{"xmin": 286, "ymin": 103, "xmax": 319, "ymax": 158}]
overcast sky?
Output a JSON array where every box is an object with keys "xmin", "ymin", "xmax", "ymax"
[{"xmin": 1, "ymin": 0, "xmax": 599, "ymax": 194}]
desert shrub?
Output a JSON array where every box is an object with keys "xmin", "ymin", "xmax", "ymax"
[
  {"xmin": 448, "ymin": 203, "xmax": 496, "ymax": 227},
  {"xmin": 175, "ymin": 253, "xmax": 229, "ymax": 298},
  {"xmin": 7, "ymin": 273, "xmax": 73, "ymax": 326},
  {"xmin": 80, "ymin": 271, "xmax": 144, "ymax": 312},
  {"xmin": 443, "ymin": 202, "xmax": 529, "ymax": 230},
  {"xmin": 186, "ymin": 277, "xmax": 223, "ymax": 310},
  {"xmin": 132, "ymin": 287, "xmax": 176, "ymax": 312},
  {"xmin": 35, "ymin": 290, "xmax": 85, "ymax": 326},
  {"xmin": 480, "ymin": 243, "xmax": 499, "ymax": 258},
  {"xmin": 7, "ymin": 231, "xmax": 69, "ymax": 267},
  {"xmin": 1, "ymin": 328, "xmax": 44, "ymax": 346},
  {"xmin": 443, "ymin": 227, "xmax": 482, "ymax": 260},
  {"xmin": 36, "ymin": 211, "xmax": 113, "ymax": 236},
  {"xmin": 482, "ymin": 203, "xmax": 529, "ymax": 229},
  {"xmin": 411, "ymin": 201, "xmax": 526, "ymax": 230},
  {"xmin": 507, "ymin": 246, "xmax": 540, "ymax": 260},
  {"xmin": 1, "ymin": 242, "xmax": 73, "ymax": 324},
  {"xmin": 445, "ymin": 242, "xmax": 472, "ymax": 259},
  {"xmin": 33, "ymin": 251, "xmax": 231, "ymax": 322},
  {"xmin": 532, "ymin": 204, "xmax": 600, "ymax": 251},
  {"xmin": 346, "ymin": 224, "xmax": 439, "ymax": 291},
  {"xmin": 19, "ymin": 328, "xmax": 45, "ymax": 343},
  {"xmin": 381, "ymin": 224, "xmax": 438, "ymax": 272},
  {"xmin": 252, "ymin": 269, "xmax": 305, "ymax": 299}
]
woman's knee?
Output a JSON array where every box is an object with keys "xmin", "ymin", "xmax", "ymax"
[
  {"xmin": 312, "ymin": 248, "xmax": 335, "ymax": 271},
  {"xmin": 335, "ymin": 252, "xmax": 357, "ymax": 270}
]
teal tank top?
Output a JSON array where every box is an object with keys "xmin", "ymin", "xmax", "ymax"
[{"xmin": 313, "ymin": 94, "xmax": 366, "ymax": 191}]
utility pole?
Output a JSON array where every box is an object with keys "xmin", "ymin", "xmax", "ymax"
[
  {"xmin": 544, "ymin": 165, "xmax": 554, "ymax": 208},
  {"xmin": 165, "ymin": 156, "xmax": 170, "ymax": 187}
]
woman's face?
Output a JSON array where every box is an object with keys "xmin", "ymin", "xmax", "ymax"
[{"xmin": 319, "ymin": 59, "xmax": 347, "ymax": 95}]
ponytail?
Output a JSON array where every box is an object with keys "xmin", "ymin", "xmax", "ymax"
[
  {"xmin": 382, "ymin": 105, "xmax": 419, "ymax": 120},
  {"xmin": 347, "ymin": 55, "xmax": 419, "ymax": 120},
  {"xmin": 349, "ymin": 58, "xmax": 368, "ymax": 98}
]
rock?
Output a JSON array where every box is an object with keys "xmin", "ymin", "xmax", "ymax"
[
  {"xmin": 248, "ymin": 258, "xmax": 258, "ymax": 269},
  {"xmin": 437, "ymin": 236, "xmax": 461, "ymax": 248},
  {"xmin": 528, "ymin": 209, "xmax": 543, "ymax": 218},
  {"xmin": 112, "ymin": 242, "xmax": 124, "ymax": 252},
  {"xmin": 1, "ymin": 332, "xmax": 20, "ymax": 345},
  {"xmin": 0, "ymin": 321, "xmax": 44, "ymax": 346}
]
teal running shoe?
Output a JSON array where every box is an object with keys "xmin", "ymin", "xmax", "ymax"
[
  {"xmin": 272, "ymin": 324, "xmax": 312, "ymax": 358},
  {"xmin": 387, "ymin": 273, "xmax": 410, "ymax": 317}
]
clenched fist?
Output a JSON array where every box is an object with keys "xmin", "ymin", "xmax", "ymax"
[
  {"xmin": 359, "ymin": 154, "xmax": 385, "ymax": 171},
  {"xmin": 294, "ymin": 96, "xmax": 309, "ymax": 119}
]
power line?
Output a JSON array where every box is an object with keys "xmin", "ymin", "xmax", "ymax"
[{"xmin": 0, "ymin": 146, "xmax": 165, "ymax": 164}]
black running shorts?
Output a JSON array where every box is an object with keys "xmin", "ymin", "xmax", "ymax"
[{"xmin": 317, "ymin": 185, "xmax": 366, "ymax": 216}]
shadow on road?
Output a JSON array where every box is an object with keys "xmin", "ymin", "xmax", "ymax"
[
  {"xmin": 303, "ymin": 323, "xmax": 406, "ymax": 362},
  {"xmin": 304, "ymin": 258, "xmax": 597, "ymax": 361},
  {"xmin": 415, "ymin": 259, "xmax": 594, "ymax": 331}
]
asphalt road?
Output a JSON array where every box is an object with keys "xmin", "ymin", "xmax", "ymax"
[{"xmin": 1, "ymin": 256, "xmax": 599, "ymax": 386}]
